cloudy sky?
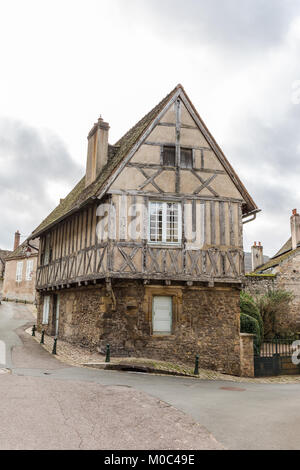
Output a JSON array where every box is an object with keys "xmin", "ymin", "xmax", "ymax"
[{"xmin": 1, "ymin": 0, "xmax": 300, "ymax": 256}]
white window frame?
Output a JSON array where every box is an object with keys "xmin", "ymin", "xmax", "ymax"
[
  {"xmin": 25, "ymin": 259, "xmax": 34, "ymax": 281},
  {"xmin": 16, "ymin": 261, "xmax": 23, "ymax": 282},
  {"xmin": 42, "ymin": 296, "xmax": 50, "ymax": 324},
  {"xmin": 148, "ymin": 201, "xmax": 182, "ymax": 245}
]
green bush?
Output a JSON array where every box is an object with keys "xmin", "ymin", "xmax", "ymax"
[
  {"xmin": 240, "ymin": 312, "xmax": 261, "ymax": 355},
  {"xmin": 240, "ymin": 291, "xmax": 264, "ymax": 342},
  {"xmin": 256, "ymin": 289, "xmax": 294, "ymax": 339}
]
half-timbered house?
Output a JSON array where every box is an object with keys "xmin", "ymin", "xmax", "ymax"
[{"xmin": 30, "ymin": 85, "xmax": 259, "ymax": 375}]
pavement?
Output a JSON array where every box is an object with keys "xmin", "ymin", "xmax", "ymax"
[
  {"xmin": 2, "ymin": 301, "xmax": 300, "ymax": 450},
  {"xmin": 0, "ymin": 301, "xmax": 222, "ymax": 450}
]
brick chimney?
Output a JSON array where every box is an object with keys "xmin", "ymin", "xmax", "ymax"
[
  {"xmin": 13, "ymin": 230, "xmax": 20, "ymax": 251},
  {"xmin": 251, "ymin": 241, "xmax": 264, "ymax": 271},
  {"xmin": 85, "ymin": 116, "xmax": 109, "ymax": 187},
  {"xmin": 291, "ymin": 208, "xmax": 300, "ymax": 250}
]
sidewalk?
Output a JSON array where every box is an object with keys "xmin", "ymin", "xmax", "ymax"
[{"xmin": 26, "ymin": 325, "xmax": 300, "ymax": 384}]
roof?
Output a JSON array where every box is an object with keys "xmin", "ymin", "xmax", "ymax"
[
  {"xmin": 254, "ymin": 236, "xmax": 299, "ymax": 273},
  {"xmin": 0, "ymin": 249, "xmax": 12, "ymax": 264},
  {"xmin": 6, "ymin": 239, "xmax": 39, "ymax": 261},
  {"xmin": 30, "ymin": 84, "xmax": 258, "ymax": 239}
]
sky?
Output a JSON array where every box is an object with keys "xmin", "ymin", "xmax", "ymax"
[{"xmin": 1, "ymin": 0, "xmax": 300, "ymax": 256}]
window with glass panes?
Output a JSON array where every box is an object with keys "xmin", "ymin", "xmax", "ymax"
[{"xmin": 149, "ymin": 202, "xmax": 181, "ymax": 244}]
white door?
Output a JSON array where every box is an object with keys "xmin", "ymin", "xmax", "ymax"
[
  {"xmin": 152, "ymin": 296, "xmax": 172, "ymax": 334},
  {"xmin": 55, "ymin": 295, "xmax": 60, "ymax": 336}
]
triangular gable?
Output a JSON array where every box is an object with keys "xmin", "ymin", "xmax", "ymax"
[
  {"xmin": 97, "ymin": 85, "xmax": 258, "ymax": 215},
  {"xmin": 31, "ymin": 84, "xmax": 258, "ymax": 239}
]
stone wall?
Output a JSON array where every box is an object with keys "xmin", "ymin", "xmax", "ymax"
[
  {"xmin": 245, "ymin": 264, "xmax": 300, "ymax": 332},
  {"xmin": 240, "ymin": 333, "xmax": 254, "ymax": 377},
  {"xmin": 244, "ymin": 274, "xmax": 278, "ymax": 297},
  {"xmin": 37, "ymin": 280, "xmax": 252, "ymax": 376}
]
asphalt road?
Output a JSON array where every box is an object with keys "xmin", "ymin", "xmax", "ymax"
[{"xmin": 1, "ymin": 301, "xmax": 300, "ymax": 449}]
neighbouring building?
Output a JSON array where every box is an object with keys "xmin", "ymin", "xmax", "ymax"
[
  {"xmin": 2, "ymin": 231, "xmax": 39, "ymax": 303},
  {"xmin": 0, "ymin": 249, "xmax": 12, "ymax": 294},
  {"xmin": 246, "ymin": 209, "xmax": 300, "ymax": 331},
  {"xmin": 30, "ymin": 84, "xmax": 259, "ymax": 376}
]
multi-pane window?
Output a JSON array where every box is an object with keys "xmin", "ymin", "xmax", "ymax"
[
  {"xmin": 26, "ymin": 259, "xmax": 34, "ymax": 281},
  {"xmin": 149, "ymin": 201, "xmax": 181, "ymax": 244},
  {"xmin": 16, "ymin": 261, "xmax": 23, "ymax": 282},
  {"xmin": 42, "ymin": 296, "xmax": 50, "ymax": 324},
  {"xmin": 180, "ymin": 148, "xmax": 193, "ymax": 169},
  {"xmin": 162, "ymin": 146, "xmax": 176, "ymax": 166}
]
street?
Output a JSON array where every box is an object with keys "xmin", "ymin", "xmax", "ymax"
[{"xmin": 1, "ymin": 301, "xmax": 300, "ymax": 450}]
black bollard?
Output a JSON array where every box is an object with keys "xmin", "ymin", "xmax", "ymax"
[
  {"xmin": 194, "ymin": 354, "xmax": 199, "ymax": 375},
  {"xmin": 40, "ymin": 330, "xmax": 45, "ymax": 345},
  {"xmin": 32, "ymin": 324, "xmax": 36, "ymax": 337},
  {"xmin": 105, "ymin": 344, "xmax": 110, "ymax": 363},
  {"xmin": 52, "ymin": 337, "xmax": 57, "ymax": 355}
]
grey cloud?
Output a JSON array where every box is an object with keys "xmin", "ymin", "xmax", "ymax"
[
  {"xmin": 0, "ymin": 118, "xmax": 83, "ymax": 249},
  {"xmin": 121, "ymin": 0, "xmax": 299, "ymax": 53}
]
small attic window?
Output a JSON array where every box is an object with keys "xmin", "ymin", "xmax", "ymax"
[
  {"xmin": 162, "ymin": 146, "xmax": 176, "ymax": 166},
  {"xmin": 180, "ymin": 148, "xmax": 193, "ymax": 169}
]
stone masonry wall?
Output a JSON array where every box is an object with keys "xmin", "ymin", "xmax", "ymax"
[
  {"xmin": 37, "ymin": 280, "xmax": 248, "ymax": 376},
  {"xmin": 245, "ymin": 263, "xmax": 300, "ymax": 332},
  {"xmin": 244, "ymin": 274, "xmax": 278, "ymax": 297},
  {"xmin": 240, "ymin": 333, "xmax": 254, "ymax": 377}
]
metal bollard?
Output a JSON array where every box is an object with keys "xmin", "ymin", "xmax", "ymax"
[
  {"xmin": 194, "ymin": 354, "xmax": 199, "ymax": 375},
  {"xmin": 40, "ymin": 330, "xmax": 45, "ymax": 345},
  {"xmin": 52, "ymin": 337, "xmax": 57, "ymax": 355},
  {"xmin": 32, "ymin": 324, "xmax": 36, "ymax": 337},
  {"xmin": 105, "ymin": 344, "xmax": 110, "ymax": 363}
]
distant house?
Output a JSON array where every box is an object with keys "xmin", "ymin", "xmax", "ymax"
[
  {"xmin": 0, "ymin": 249, "xmax": 12, "ymax": 294},
  {"xmin": 2, "ymin": 231, "xmax": 39, "ymax": 303},
  {"xmin": 30, "ymin": 84, "xmax": 259, "ymax": 376},
  {"xmin": 246, "ymin": 209, "xmax": 300, "ymax": 331}
]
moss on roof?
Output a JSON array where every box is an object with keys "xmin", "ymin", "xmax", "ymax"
[{"xmin": 254, "ymin": 246, "xmax": 300, "ymax": 273}]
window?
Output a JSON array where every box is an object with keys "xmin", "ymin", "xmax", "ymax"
[
  {"xmin": 152, "ymin": 296, "xmax": 172, "ymax": 335},
  {"xmin": 180, "ymin": 148, "xmax": 193, "ymax": 169},
  {"xmin": 149, "ymin": 201, "xmax": 181, "ymax": 244},
  {"xmin": 16, "ymin": 261, "xmax": 23, "ymax": 282},
  {"xmin": 162, "ymin": 146, "xmax": 176, "ymax": 166},
  {"xmin": 26, "ymin": 259, "xmax": 34, "ymax": 281},
  {"xmin": 42, "ymin": 296, "xmax": 50, "ymax": 324}
]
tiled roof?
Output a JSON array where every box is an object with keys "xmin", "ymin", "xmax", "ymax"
[
  {"xmin": 0, "ymin": 250, "xmax": 12, "ymax": 264},
  {"xmin": 254, "ymin": 237, "xmax": 299, "ymax": 273},
  {"xmin": 30, "ymin": 85, "xmax": 179, "ymax": 238},
  {"xmin": 6, "ymin": 239, "xmax": 39, "ymax": 260},
  {"xmin": 30, "ymin": 84, "xmax": 258, "ymax": 238}
]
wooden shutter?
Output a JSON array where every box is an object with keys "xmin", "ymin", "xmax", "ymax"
[
  {"xmin": 152, "ymin": 296, "xmax": 172, "ymax": 334},
  {"xmin": 42, "ymin": 296, "xmax": 50, "ymax": 324},
  {"xmin": 16, "ymin": 261, "xmax": 23, "ymax": 282},
  {"xmin": 26, "ymin": 259, "xmax": 33, "ymax": 281},
  {"xmin": 180, "ymin": 148, "xmax": 193, "ymax": 168},
  {"xmin": 162, "ymin": 146, "xmax": 176, "ymax": 166}
]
